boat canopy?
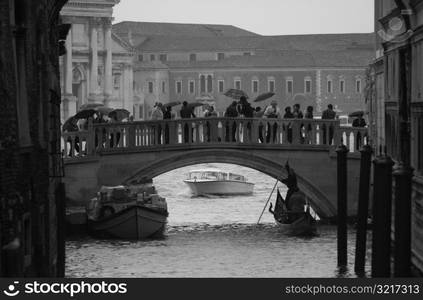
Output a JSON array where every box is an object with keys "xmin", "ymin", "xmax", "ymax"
[{"xmin": 187, "ymin": 170, "xmax": 246, "ymax": 182}]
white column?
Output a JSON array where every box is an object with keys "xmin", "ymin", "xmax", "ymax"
[
  {"xmin": 64, "ymin": 26, "xmax": 77, "ymax": 119},
  {"xmin": 64, "ymin": 27, "xmax": 73, "ymax": 96},
  {"xmin": 104, "ymin": 20, "xmax": 113, "ymax": 98},
  {"xmin": 89, "ymin": 21, "xmax": 99, "ymax": 99}
]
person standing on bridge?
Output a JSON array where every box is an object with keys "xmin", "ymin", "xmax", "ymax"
[
  {"xmin": 264, "ymin": 100, "xmax": 280, "ymax": 143},
  {"xmin": 151, "ymin": 103, "xmax": 164, "ymax": 145},
  {"xmin": 180, "ymin": 101, "xmax": 196, "ymax": 143},
  {"xmin": 224, "ymin": 101, "xmax": 239, "ymax": 142},
  {"xmin": 322, "ymin": 104, "xmax": 336, "ymax": 145}
]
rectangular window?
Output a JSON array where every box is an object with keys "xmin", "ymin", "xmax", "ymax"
[
  {"xmin": 150, "ymin": 54, "xmax": 155, "ymax": 61},
  {"xmin": 340, "ymin": 80, "xmax": 345, "ymax": 93},
  {"xmin": 189, "ymin": 80, "xmax": 195, "ymax": 94},
  {"xmin": 189, "ymin": 53, "xmax": 197, "ymax": 61},
  {"xmin": 217, "ymin": 53, "xmax": 225, "ymax": 60},
  {"xmin": 159, "ymin": 54, "xmax": 167, "ymax": 62},
  {"xmin": 268, "ymin": 80, "xmax": 275, "ymax": 93},
  {"xmin": 356, "ymin": 79, "xmax": 362, "ymax": 93},
  {"xmin": 234, "ymin": 80, "xmax": 241, "ymax": 90},
  {"xmin": 148, "ymin": 81, "xmax": 154, "ymax": 94},
  {"xmin": 305, "ymin": 80, "xmax": 312, "ymax": 94},
  {"xmin": 286, "ymin": 80, "xmax": 293, "ymax": 94},
  {"xmin": 138, "ymin": 54, "xmax": 143, "ymax": 62},
  {"xmin": 243, "ymin": 52, "xmax": 251, "ymax": 56},
  {"xmin": 252, "ymin": 80, "xmax": 259, "ymax": 93},
  {"xmin": 327, "ymin": 80, "xmax": 333, "ymax": 93},
  {"xmin": 161, "ymin": 81, "xmax": 166, "ymax": 93},
  {"xmin": 176, "ymin": 81, "xmax": 182, "ymax": 94},
  {"xmin": 139, "ymin": 105, "xmax": 144, "ymax": 120},
  {"xmin": 218, "ymin": 80, "xmax": 225, "ymax": 93}
]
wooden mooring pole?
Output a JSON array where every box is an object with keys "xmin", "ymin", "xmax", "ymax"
[
  {"xmin": 393, "ymin": 163, "xmax": 413, "ymax": 277},
  {"xmin": 354, "ymin": 145, "xmax": 372, "ymax": 275},
  {"xmin": 336, "ymin": 144, "xmax": 349, "ymax": 267},
  {"xmin": 371, "ymin": 151, "xmax": 394, "ymax": 277}
]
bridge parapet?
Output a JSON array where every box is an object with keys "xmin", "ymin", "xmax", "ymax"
[{"xmin": 62, "ymin": 118, "xmax": 368, "ymax": 160}]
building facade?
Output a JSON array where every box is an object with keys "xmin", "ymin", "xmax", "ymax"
[
  {"xmin": 372, "ymin": 0, "xmax": 423, "ymax": 274},
  {"xmin": 113, "ymin": 25, "xmax": 374, "ymax": 119},
  {"xmin": 59, "ymin": 0, "xmax": 135, "ymax": 123},
  {"xmin": 0, "ymin": 0, "xmax": 67, "ymax": 277}
]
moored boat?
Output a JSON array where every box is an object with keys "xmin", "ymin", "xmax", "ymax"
[
  {"xmin": 86, "ymin": 183, "xmax": 168, "ymax": 239},
  {"xmin": 183, "ymin": 169, "xmax": 254, "ymax": 196}
]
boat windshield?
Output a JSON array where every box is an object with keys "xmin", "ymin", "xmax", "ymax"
[
  {"xmin": 228, "ymin": 173, "xmax": 245, "ymax": 181},
  {"xmin": 189, "ymin": 171, "xmax": 227, "ymax": 180}
]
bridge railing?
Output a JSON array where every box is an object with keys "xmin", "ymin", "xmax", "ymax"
[{"xmin": 61, "ymin": 118, "xmax": 368, "ymax": 159}]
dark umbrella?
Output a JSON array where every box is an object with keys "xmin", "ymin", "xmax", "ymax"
[
  {"xmin": 62, "ymin": 116, "xmax": 78, "ymax": 132},
  {"xmin": 109, "ymin": 108, "xmax": 130, "ymax": 121},
  {"xmin": 164, "ymin": 101, "xmax": 182, "ymax": 107},
  {"xmin": 254, "ymin": 92, "xmax": 275, "ymax": 103},
  {"xmin": 96, "ymin": 106, "xmax": 114, "ymax": 116},
  {"xmin": 79, "ymin": 103, "xmax": 104, "ymax": 111},
  {"xmin": 74, "ymin": 109, "xmax": 96, "ymax": 119},
  {"xmin": 224, "ymin": 88, "xmax": 249, "ymax": 100},
  {"xmin": 349, "ymin": 111, "xmax": 365, "ymax": 118},
  {"xmin": 187, "ymin": 102, "xmax": 204, "ymax": 109}
]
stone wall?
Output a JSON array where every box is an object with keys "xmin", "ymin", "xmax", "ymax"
[{"xmin": 0, "ymin": 0, "xmax": 68, "ymax": 277}]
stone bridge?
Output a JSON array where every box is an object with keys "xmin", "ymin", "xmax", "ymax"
[{"xmin": 62, "ymin": 117, "xmax": 368, "ymax": 219}]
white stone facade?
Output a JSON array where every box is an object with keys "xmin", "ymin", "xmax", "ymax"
[{"xmin": 59, "ymin": 0, "xmax": 136, "ymax": 122}]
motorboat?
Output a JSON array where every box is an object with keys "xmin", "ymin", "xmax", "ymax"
[
  {"xmin": 86, "ymin": 183, "xmax": 168, "ymax": 239},
  {"xmin": 183, "ymin": 169, "xmax": 254, "ymax": 196}
]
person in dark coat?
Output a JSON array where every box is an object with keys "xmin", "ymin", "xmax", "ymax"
[
  {"xmin": 163, "ymin": 106, "xmax": 172, "ymax": 144},
  {"xmin": 224, "ymin": 101, "xmax": 239, "ymax": 142},
  {"xmin": 352, "ymin": 113, "xmax": 367, "ymax": 150},
  {"xmin": 180, "ymin": 101, "xmax": 196, "ymax": 143},
  {"xmin": 322, "ymin": 104, "xmax": 336, "ymax": 145},
  {"xmin": 283, "ymin": 107, "xmax": 294, "ymax": 143},
  {"xmin": 292, "ymin": 104, "xmax": 303, "ymax": 119},
  {"xmin": 305, "ymin": 106, "xmax": 314, "ymax": 119}
]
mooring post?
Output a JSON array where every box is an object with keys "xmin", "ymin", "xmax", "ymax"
[
  {"xmin": 393, "ymin": 163, "xmax": 413, "ymax": 277},
  {"xmin": 354, "ymin": 145, "xmax": 372, "ymax": 275},
  {"xmin": 336, "ymin": 144, "xmax": 349, "ymax": 267},
  {"xmin": 371, "ymin": 151, "xmax": 394, "ymax": 277}
]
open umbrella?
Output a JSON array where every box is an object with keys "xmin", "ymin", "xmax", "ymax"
[
  {"xmin": 187, "ymin": 102, "xmax": 204, "ymax": 109},
  {"xmin": 79, "ymin": 103, "xmax": 104, "ymax": 111},
  {"xmin": 224, "ymin": 88, "xmax": 249, "ymax": 100},
  {"xmin": 164, "ymin": 101, "xmax": 182, "ymax": 108},
  {"xmin": 62, "ymin": 116, "xmax": 78, "ymax": 132},
  {"xmin": 74, "ymin": 109, "xmax": 96, "ymax": 119},
  {"xmin": 349, "ymin": 111, "xmax": 365, "ymax": 118},
  {"xmin": 254, "ymin": 92, "xmax": 275, "ymax": 103},
  {"xmin": 96, "ymin": 106, "xmax": 114, "ymax": 115},
  {"xmin": 109, "ymin": 108, "xmax": 130, "ymax": 121}
]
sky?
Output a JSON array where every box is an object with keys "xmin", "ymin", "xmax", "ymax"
[{"xmin": 113, "ymin": 0, "xmax": 374, "ymax": 36}]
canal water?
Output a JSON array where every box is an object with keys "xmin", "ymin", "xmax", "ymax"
[{"xmin": 66, "ymin": 163, "xmax": 371, "ymax": 277}]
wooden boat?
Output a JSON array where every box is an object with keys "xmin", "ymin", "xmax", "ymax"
[
  {"xmin": 86, "ymin": 185, "xmax": 168, "ymax": 239},
  {"xmin": 88, "ymin": 205, "xmax": 168, "ymax": 239},
  {"xmin": 183, "ymin": 169, "xmax": 254, "ymax": 196},
  {"xmin": 269, "ymin": 189, "xmax": 317, "ymax": 236}
]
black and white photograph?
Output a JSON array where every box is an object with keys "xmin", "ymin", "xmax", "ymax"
[{"xmin": 0, "ymin": 0, "xmax": 423, "ymax": 298}]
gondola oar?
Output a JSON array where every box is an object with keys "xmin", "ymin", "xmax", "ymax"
[{"xmin": 256, "ymin": 179, "xmax": 279, "ymax": 225}]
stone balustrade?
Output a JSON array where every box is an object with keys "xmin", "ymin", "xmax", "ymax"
[{"xmin": 62, "ymin": 118, "xmax": 368, "ymax": 159}]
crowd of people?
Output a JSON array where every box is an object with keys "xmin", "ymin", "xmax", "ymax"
[{"xmin": 65, "ymin": 99, "xmax": 368, "ymax": 156}]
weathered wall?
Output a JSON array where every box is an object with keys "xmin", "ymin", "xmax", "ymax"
[{"xmin": 0, "ymin": 0, "xmax": 68, "ymax": 277}]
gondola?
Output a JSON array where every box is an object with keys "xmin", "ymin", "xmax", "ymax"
[{"xmin": 269, "ymin": 189, "xmax": 317, "ymax": 236}]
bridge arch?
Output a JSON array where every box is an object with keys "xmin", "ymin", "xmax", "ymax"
[{"xmin": 121, "ymin": 149, "xmax": 336, "ymax": 217}]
